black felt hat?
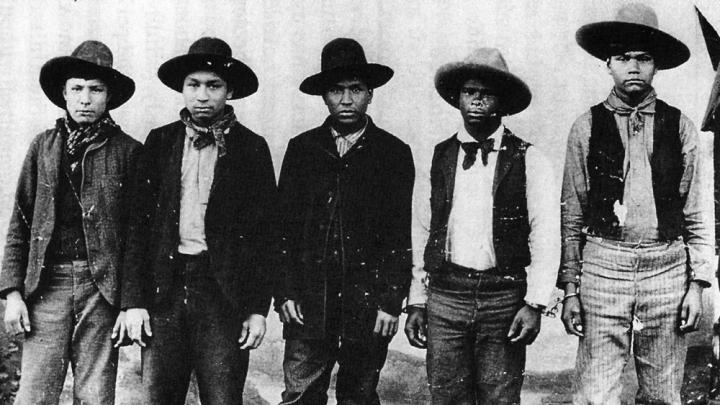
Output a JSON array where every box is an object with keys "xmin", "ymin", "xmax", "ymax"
[
  {"xmin": 158, "ymin": 37, "xmax": 258, "ymax": 99},
  {"xmin": 40, "ymin": 40, "xmax": 135, "ymax": 110},
  {"xmin": 300, "ymin": 38, "xmax": 394, "ymax": 95}
]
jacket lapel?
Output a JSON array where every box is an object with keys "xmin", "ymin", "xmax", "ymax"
[
  {"xmin": 440, "ymin": 135, "xmax": 459, "ymax": 205},
  {"xmin": 47, "ymin": 129, "xmax": 64, "ymax": 205},
  {"xmin": 166, "ymin": 124, "xmax": 185, "ymax": 221},
  {"xmin": 492, "ymin": 129, "xmax": 516, "ymax": 196}
]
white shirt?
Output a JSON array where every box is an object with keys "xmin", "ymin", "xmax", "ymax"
[
  {"xmin": 178, "ymin": 127, "xmax": 218, "ymax": 255},
  {"xmin": 409, "ymin": 123, "xmax": 560, "ymax": 307}
]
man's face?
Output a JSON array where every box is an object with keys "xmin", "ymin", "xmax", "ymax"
[
  {"xmin": 63, "ymin": 78, "xmax": 110, "ymax": 125},
  {"xmin": 458, "ymin": 78, "xmax": 501, "ymax": 125},
  {"xmin": 607, "ymin": 51, "xmax": 657, "ymax": 98},
  {"xmin": 182, "ymin": 70, "xmax": 233, "ymax": 125},
  {"xmin": 322, "ymin": 78, "xmax": 373, "ymax": 127}
]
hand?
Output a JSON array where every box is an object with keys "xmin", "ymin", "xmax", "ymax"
[
  {"xmin": 278, "ymin": 300, "xmax": 304, "ymax": 325},
  {"xmin": 561, "ymin": 296, "xmax": 584, "ymax": 337},
  {"xmin": 404, "ymin": 306, "xmax": 427, "ymax": 348},
  {"xmin": 507, "ymin": 305, "xmax": 541, "ymax": 344},
  {"xmin": 373, "ymin": 310, "xmax": 398, "ymax": 337},
  {"xmin": 125, "ymin": 308, "xmax": 152, "ymax": 347},
  {"xmin": 239, "ymin": 314, "xmax": 266, "ymax": 350},
  {"xmin": 111, "ymin": 311, "xmax": 127, "ymax": 348},
  {"xmin": 4, "ymin": 291, "xmax": 30, "ymax": 334},
  {"xmin": 680, "ymin": 282, "xmax": 703, "ymax": 333}
]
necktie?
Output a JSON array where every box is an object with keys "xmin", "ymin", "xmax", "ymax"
[{"xmin": 461, "ymin": 138, "xmax": 495, "ymax": 170}]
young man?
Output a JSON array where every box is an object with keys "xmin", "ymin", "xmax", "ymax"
[
  {"xmin": 0, "ymin": 40, "xmax": 139, "ymax": 404},
  {"xmin": 560, "ymin": 4, "xmax": 714, "ymax": 403},
  {"xmin": 404, "ymin": 48, "xmax": 559, "ymax": 404},
  {"xmin": 118, "ymin": 37, "xmax": 276, "ymax": 404},
  {"xmin": 275, "ymin": 37, "xmax": 414, "ymax": 405}
]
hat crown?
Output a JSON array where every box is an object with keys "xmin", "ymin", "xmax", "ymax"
[
  {"xmin": 321, "ymin": 38, "xmax": 368, "ymax": 72},
  {"xmin": 615, "ymin": 3, "xmax": 658, "ymax": 28},
  {"xmin": 71, "ymin": 40, "xmax": 114, "ymax": 68},
  {"xmin": 464, "ymin": 47, "xmax": 510, "ymax": 74},
  {"xmin": 188, "ymin": 37, "xmax": 232, "ymax": 57}
]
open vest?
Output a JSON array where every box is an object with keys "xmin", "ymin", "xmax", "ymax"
[
  {"xmin": 586, "ymin": 99, "xmax": 684, "ymax": 240},
  {"xmin": 424, "ymin": 130, "xmax": 531, "ymax": 278}
]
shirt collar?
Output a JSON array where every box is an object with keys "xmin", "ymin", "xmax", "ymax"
[
  {"xmin": 330, "ymin": 117, "xmax": 369, "ymax": 139},
  {"xmin": 456, "ymin": 122, "xmax": 504, "ymax": 144}
]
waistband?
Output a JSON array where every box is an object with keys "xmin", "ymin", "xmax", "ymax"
[
  {"xmin": 585, "ymin": 235, "xmax": 684, "ymax": 251},
  {"xmin": 436, "ymin": 261, "xmax": 526, "ymax": 280},
  {"xmin": 50, "ymin": 259, "xmax": 89, "ymax": 268}
]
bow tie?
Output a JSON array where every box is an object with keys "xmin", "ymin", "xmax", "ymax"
[{"xmin": 461, "ymin": 138, "xmax": 495, "ymax": 169}]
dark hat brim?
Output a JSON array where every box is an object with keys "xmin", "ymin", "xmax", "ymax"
[
  {"xmin": 40, "ymin": 56, "xmax": 135, "ymax": 110},
  {"xmin": 434, "ymin": 63, "xmax": 531, "ymax": 115},
  {"xmin": 576, "ymin": 21, "xmax": 690, "ymax": 69},
  {"xmin": 157, "ymin": 53, "xmax": 258, "ymax": 99},
  {"xmin": 299, "ymin": 63, "xmax": 394, "ymax": 95}
]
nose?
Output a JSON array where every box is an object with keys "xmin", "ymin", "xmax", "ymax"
[
  {"xmin": 340, "ymin": 89, "xmax": 352, "ymax": 105},
  {"xmin": 196, "ymin": 85, "xmax": 210, "ymax": 101},
  {"xmin": 78, "ymin": 88, "xmax": 91, "ymax": 105},
  {"xmin": 627, "ymin": 58, "xmax": 640, "ymax": 72}
]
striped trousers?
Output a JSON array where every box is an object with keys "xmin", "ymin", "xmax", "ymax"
[{"xmin": 574, "ymin": 236, "xmax": 688, "ymax": 405}]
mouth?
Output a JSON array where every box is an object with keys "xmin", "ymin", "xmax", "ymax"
[
  {"xmin": 624, "ymin": 79, "xmax": 645, "ymax": 85},
  {"xmin": 76, "ymin": 110, "xmax": 95, "ymax": 114}
]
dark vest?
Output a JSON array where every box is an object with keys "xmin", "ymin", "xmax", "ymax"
[
  {"xmin": 424, "ymin": 130, "xmax": 531, "ymax": 278},
  {"xmin": 586, "ymin": 99, "xmax": 684, "ymax": 240}
]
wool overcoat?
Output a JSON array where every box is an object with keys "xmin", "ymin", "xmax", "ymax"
[{"xmin": 275, "ymin": 116, "xmax": 414, "ymax": 340}]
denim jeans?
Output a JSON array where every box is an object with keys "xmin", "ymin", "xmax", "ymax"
[
  {"xmin": 15, "ymin": 261, "xmax": 119, "ymax": 405},
  {"xmin": 426, "ymin": 265, "xmax": 527, "ymax": 405},
  {"xmin": 280, "ymin": 336, "xmax": 390, "ymax": 405},
  {"xmin": 574, "ymin": 237, "xmax": 688, "ymax": 405},
  {"xmin": 140, "ymin": 253, "xmax": 249, "ymax": 405}
]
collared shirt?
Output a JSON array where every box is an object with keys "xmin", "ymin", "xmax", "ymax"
[
  {"xmin": 559, "ymin": 90, "xmax": 715, "ymax": 286},
  {"xmin": 409, "ymin": 122, "xmax": 560, "ymax": 307},
  {"xmin": 178, "ymin": 126, "xmax": 218, "ymax": 255},
  {"xmin": 331, "ymin": 119, "xmax": 368, "ymax": 157}
]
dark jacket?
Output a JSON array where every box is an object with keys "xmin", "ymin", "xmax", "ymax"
[
  {"xmin": 275, "ymin": 116, "xmax": 414, "ymax": 340},
  {"xmin": 423, "ymin": 130, "xmax": 532, "ymax": 278},
  {"xmin": 121, "ymin": 120, "xmax": 277, "ymax": 318},
  {"xmin": 1, "ymin": 126, "xmax": 141, "ymax": 306}
]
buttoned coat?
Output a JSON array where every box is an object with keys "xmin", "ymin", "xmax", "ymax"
[
  {"xmin": 275, "ymin": 116, "xmax": 414, "ymax": 340},
  {"xmin": 121, "ymin": 120, "xmax": 277, "ymax": 318}
]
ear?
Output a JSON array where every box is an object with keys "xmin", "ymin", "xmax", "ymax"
[
  {"xmin": 367, "ymin": 88, "xmax": 373, "ymax": 104},
  {"xmin": 226, "ymin": 88, "xmax": 234, "ymax": 99}
]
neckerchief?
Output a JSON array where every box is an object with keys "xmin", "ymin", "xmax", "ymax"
[
  {"xmin": 57, "ymin": 114, "xmax": 118, "ymax": 172},
  {"xmin": 461, "ymin": 138, "xmax": 495, "ymax": 169},
  {"xmin": 603, "ymin": 88, "xmax": 657, "ymax": 134},
  {"xmin": 180, "ymin": 106, "xmax": 237, "ymax": 158}
]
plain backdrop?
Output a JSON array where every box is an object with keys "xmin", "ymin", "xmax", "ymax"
[{"xmin": 0, "ymin": 0, "xmax": 717, "ymax": 304}]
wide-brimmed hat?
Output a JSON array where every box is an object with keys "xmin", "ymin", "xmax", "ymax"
[
  {"xmin": 40, "ymin": 40, "xmax": 135, "ymax": 110},
  {"xmin": 435, "ymin": 47, "xmax": 531, "ymax": 115},
  {"xmin": 158, "ymin": 37, "xmax": 258, "ymax": 99},
  {"xmin": 576, "ymin": 3, "xmax": 690, "ymax": 70},
  {"xmin": 300, "ymin": 38, "xmax": 394, "ymax": 95}
]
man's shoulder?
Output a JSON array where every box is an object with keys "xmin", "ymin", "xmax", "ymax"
[
  {"xmin": 367, "ymin": 124, "xmax": 410, "ymax": 151},
  {"xmin": 110, "ymin": 128, "xmax": 142, "ymax": 149},
  {"xmin": 148, "ymin": 120, "xmax": 185, "ymax": 137}
]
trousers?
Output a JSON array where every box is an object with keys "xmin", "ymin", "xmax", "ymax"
[
  {"xmin": 426, "ymin": 265, "xmax": 527, "ymax": 405},
  {"xmin": 574, "ymin": 237, "xmax": 688, "ymax": 405},
  {"xmin": 14, "ymin": 261, "xmax": 118, "ymax": 405}
]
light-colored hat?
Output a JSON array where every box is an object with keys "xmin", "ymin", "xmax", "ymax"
[
  {"xmin": 434, "ymin": 47, "xmax": 531, "ymax": 115},
  {"xmin": 576, "ymin": 3, "xmax": 690, "ymax": 69}
]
